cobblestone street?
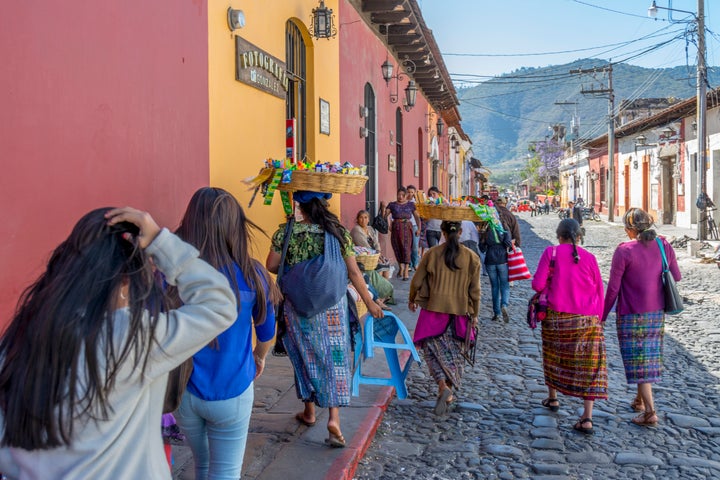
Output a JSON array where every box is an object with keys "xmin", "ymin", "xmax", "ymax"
[{"xmin": 354, "ymin": 213, "xmax": 720, "ymax": 480}]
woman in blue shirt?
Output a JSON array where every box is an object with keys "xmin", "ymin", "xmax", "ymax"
[{"xmin": 174, "ymin": 187, "xmax": 281, "ymax": 479}]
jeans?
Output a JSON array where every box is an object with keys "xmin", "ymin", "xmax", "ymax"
[
  {"xmin": 486, "ymin": 263, "xmax": 510, "ymax": 316},
  {"xmin": 411, "ymin": 224, "xmax": 420, "ymax": 268},
  {"xmin": 175, "ymin": 384, "xmax": 254, "ymax": 480},
  {"xmin": 426, "ymin": 230, "xmax": 441, "ymax": 247}
]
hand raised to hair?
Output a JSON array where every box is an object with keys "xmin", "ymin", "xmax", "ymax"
[{"xmin": 105, "ymin": 207, "xmax": 161, "ymax": 249}]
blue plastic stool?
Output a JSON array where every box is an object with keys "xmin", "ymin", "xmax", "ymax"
[{"xmin": 351, "ymin": 311, "xmax": 421, "ymax": 399}]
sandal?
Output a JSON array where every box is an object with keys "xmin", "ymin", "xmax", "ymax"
[
  {"xmin": 632, "ymin": 410, "xmax": 658, "ymax": 427},
  {"xmin": 325, "ymin": 426, "xmax": 346, "ymax": 448},
  {"xmin": 630, "ymin": 397, "xmax": 645, "ymax": 412},
  {"xmin": 573, "ymin": 418, "xmax": 594, "ymax": 435},
  {"xmin": 434, "ymin": 388, "xmax": 453, "ymax": 415},
  {"xmin": 295, "ymin": 412, "xmax": 316, "ymax": 427},
  {"xmin": 541, "ymin": 397, "xmax": 560, "ymax": 412}
]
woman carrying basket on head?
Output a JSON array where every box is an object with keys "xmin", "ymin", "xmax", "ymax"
[
  {"xmin": 266, "ymin": 191, "xmax": 383, "ymax": 449},
  {"xmin": 409, "ymin": 221, "xmax": 481, "ymax": 416}
]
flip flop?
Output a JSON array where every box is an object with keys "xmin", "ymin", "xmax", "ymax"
[
  {"xmin": 325, "ymin": 426, "xmax": 346, "ymax": 448},
  {"xmin": 295, "ymin": 412, "xmax": 316, "ymax": 427},
  {"xmin": 434, "ymin": 388, "xmax": 452, "ymax": 415}
]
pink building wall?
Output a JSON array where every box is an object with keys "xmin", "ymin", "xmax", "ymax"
[
  {"xmin": 338, "ymin": 1, "xmax": 429, "ymax": 240},
  {"xmin": 0, "ymin": 2, "xmax": 209, "ymax": 325}
]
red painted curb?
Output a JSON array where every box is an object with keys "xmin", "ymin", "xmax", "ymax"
[{"xmin": 325, "ymin": 350, "xmax": 412, "ymax": 480}]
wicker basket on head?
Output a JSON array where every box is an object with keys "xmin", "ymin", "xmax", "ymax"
[
  {"xmin": 416, "ymin": 203, "xmax": 482, "ymax": 222},
  {"xmin": 355, "ymin": 253, "xmax": 380, "ymax": 271},
  {"xmin": 278, "ymin": 170, "xmax": 368, "ymax": 194}
]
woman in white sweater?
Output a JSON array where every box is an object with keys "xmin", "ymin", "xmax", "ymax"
[{"xmin": 0, "ymin": 206, "xmax": 236, "ymax": 479}]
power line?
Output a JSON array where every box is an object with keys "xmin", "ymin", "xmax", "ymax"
[
  {"xmin": 441, "ymin": 25, "xmax": 681, "ymax": 58},
  {"xmin": 571, "ymin": 0, "xmax": 661, "ymax": 20}
]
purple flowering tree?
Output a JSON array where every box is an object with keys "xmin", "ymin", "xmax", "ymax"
[{"xmin": 528, "ymin": 138, "xmax": 562, "ymax": 193}]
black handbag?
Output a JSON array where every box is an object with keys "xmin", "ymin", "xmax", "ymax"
[
  {"xmin": 272, "ymin": 217, "xmax": 295, "ymax": 357},
  {"xmin": 656, "ymin": 238, "xmax": 683, "ymax": 314},
  {"xmin": 372, "ymin": 202, "xmax": 389, "ymax": 234}
]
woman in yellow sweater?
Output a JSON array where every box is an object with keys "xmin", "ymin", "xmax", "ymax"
[{"xmin": 408, "ymin": 220, "xmax": 481, "ymax": 415}]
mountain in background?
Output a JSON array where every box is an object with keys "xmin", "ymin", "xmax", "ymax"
[{"xmin": 457, "ymin": 58, "xmax": 720, "ymax": 185}]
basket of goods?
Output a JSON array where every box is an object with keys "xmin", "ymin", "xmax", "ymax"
[
  {"xmin": 354, "ymin": 247, "xmax": 380, "ymax": 270},
  {"xmin": 278, "ymin": 168, "xmax": 368, "ymax": 194},
  {"xmin": 243, "ymin": 160, "xmax": 369, "ymax": 212},
  {"xmin": 415, "ymin": 191, "xmax": 489, "ymax": 223}
]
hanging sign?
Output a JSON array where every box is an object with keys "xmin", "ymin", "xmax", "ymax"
[{"xmin": 235, "ymin": 36, "xmax": 289, "ymax": 99}]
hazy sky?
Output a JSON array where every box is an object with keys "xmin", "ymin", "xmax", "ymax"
[{"xmin": 418, "ymin": 0, "xmax": 719, "ymax": 84}]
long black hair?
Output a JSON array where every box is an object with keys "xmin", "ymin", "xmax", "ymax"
[
  {"xmin": 440, "ymin": 221, "xmax": 462, "ymax": 270},
  {"xmin": 175, "ymin": 188, "xmax": 280, "ymax": 330},
  {"xmin": 0, "ymin": 208, "xmax": 166, "ymax": 449},
  {"xmin": 298, "ymin": 197, "xmax": 347, "ymax": 247},
  {"xmin": 557, "ymin": 218, "xmax": 581, "ymax": 264}
]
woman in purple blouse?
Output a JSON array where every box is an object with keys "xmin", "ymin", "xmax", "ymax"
[
  {"xmin": 384, "ymin": 187, "xmax": 420, "ymax": 280},
  {"xmin": 603, "ymin": 208, "xmax": 681, "ymax": 427}
]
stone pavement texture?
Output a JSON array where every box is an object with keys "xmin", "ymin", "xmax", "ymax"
[
  {"xmin": 354, "ymin": 214, "xmax": 720, "ymax": 480},
  {"xmin": 172, "ymin": 214, "xmax": 720, "ymax": 479}
]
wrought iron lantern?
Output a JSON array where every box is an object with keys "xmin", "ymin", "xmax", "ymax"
[{"xmin": 310, "ymin": 1, "xmax": 337, "ymax": 39}]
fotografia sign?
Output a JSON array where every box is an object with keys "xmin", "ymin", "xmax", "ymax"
[{"xmin": 235, "ymin": 36, "xmax": 289, "ymax": 99}]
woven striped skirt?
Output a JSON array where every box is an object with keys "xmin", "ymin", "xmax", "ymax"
[
  {"xmin": 390, "ymin": 220, "xmax": 414, "ymax": 264},
  {"xmin": 541, "ymin": 310, "xmax": 608, "ymax": 400},
  {"xmin": 616, "ymin": 310, "xmax": 664, "ymax": 384},
  {"xmin": 284, "ymin": 295, "xmax": 351, "ymax": 408},
  {"xmin": 419, "ymin": 326, "xmax": 465, "ymax": 391}
]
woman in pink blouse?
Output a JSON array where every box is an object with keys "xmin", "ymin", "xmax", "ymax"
[
  {"xmin": 603, "ymin": 208, "xmax": 681, "ymax": 427},
  {"xmin": 532, "ymin": 219, "xmax": 606, "ymax": 435}
]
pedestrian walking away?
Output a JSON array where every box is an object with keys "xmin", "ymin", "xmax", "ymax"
[
  {"xmin": 0, "ymin": 207, "xmax": 237, "ymax": 479},
  {"xmin": 173, "ymin": 187, "xmax": 282, "ymax": 480},
  {"xmin": 266, "ymin": 190, "xmax": 383, "ymax": 450},
  {"xmin": 532, "ymin": 218, "xmax": 607, "ymax": 435},
  {"xmin": 408, "ymin": 221, "xmax": 481, "ymax": 415},
  {"xmin": 602, "ymin": 208, "xmax": 681, "ymax": 427},
  {"xmin": 479, "ymin": 220, "xmax": 513, "ymax": 322},
  {"xmin": 423, "ymin": 186, "xmax": 444, "ymax": 250}
]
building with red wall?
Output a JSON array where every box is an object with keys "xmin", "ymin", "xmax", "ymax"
[
  {"xmin": 339, "ymin": 0, "xmax": 461, "ymax": 248},
  {"xmin": 0, "ymin": 2, "xmax": 209, "ymax": 323}
]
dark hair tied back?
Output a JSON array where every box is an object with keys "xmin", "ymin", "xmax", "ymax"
[
  {"xmin": 556, "ymin": 218, "xmax": 581, "ymax": 264},
  {"xmin": 440, "ymin": 221, "xmax": 461, "ymax": 270}
]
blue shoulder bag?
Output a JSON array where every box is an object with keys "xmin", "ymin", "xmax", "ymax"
[{"xmin": 280, "ymin": 230, "xmax": 348, "ymax": 317}]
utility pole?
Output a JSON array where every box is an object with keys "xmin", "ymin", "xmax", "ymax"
[
  {"xmin": 697, "ymin": 0, "xmax": 707, "ymax": 240},
  {"xmin": 571, "ymin": 65, "xmax": 615, "ymax": 222}
]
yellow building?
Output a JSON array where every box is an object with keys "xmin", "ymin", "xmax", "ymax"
[{"xmin": 211, "ymin": 1, "xmax": 341, "ymax": 255}]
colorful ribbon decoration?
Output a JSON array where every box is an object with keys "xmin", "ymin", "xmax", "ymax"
[{"xmin": 263, "ymin": 169, "xmax": 284, "ymax": 206}]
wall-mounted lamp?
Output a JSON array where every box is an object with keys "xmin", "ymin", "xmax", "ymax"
[
  {"xmin": 381, "ymin": 55, "xmax": 417, "ymax": 111},
  {"xmin": 227, "ymin": 7, "xmax": 246, "ymax": 31},
  {"xmin": 661, "ymin": 126, "xmax": 675, "ymax": 138},
  {"xmin": 436, "ymin": 117, "xmax": 445, "ymax": 136},
  {"xmin": 692, "ymin": 119, "xmax": 698, "ymax": 133},
  {"xmin": 309, "ymin": 0, "xmax": 337, "ymax": 39},
  {"xmin": 359, "ymin": 127, "xmax": 369, "ymax": 138},
  {"xmin": 635, "ymin": 134, "xmax": 647, "ymax": 146},
  {"xmin": 589, "ymin": 171, "xmax": 599, "ymax": 181}
]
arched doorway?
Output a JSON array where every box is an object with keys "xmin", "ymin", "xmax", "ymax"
[
  {"xmin": 364, "ymin": 83, "xmax": 377, "ymax": 213},
  {"xmin": 286, "ymin": 21, "xmax": 307, "ymax": 162}
]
